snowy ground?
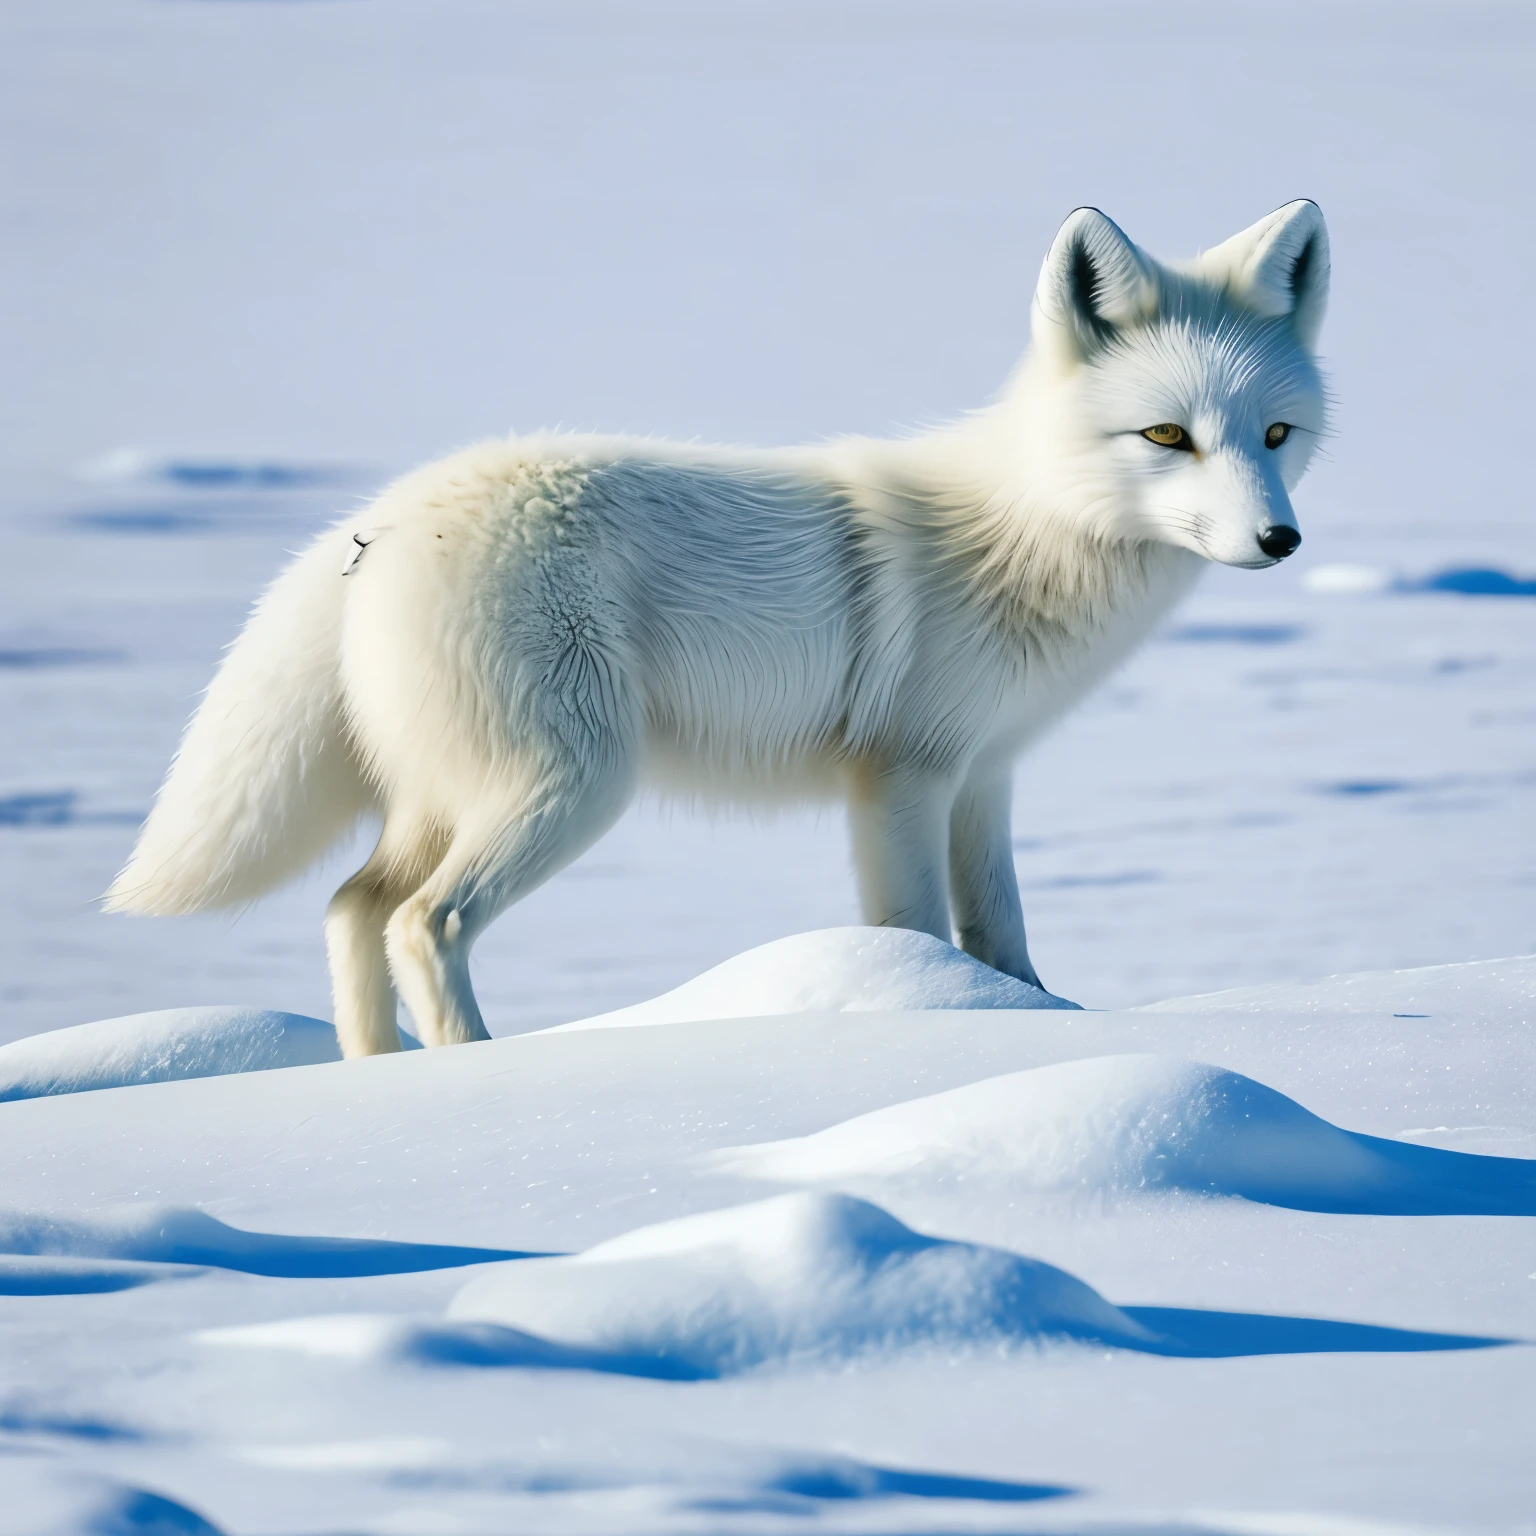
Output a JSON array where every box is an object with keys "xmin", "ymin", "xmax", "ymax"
[
  {"xmin": 1, "ymin": 1, "xmax": 1534, "ymax": 1531},
  {"xmin": 1, "ymin": 941, "xmax": 1534, "ymax": 1533}
]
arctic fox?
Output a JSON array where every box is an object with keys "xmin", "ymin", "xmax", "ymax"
[{"xmin": 107, "ymin": 202, "xmax": 1330, "ymax": 1057}]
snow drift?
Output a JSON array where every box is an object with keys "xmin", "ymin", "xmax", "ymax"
[
  {"xmin": 0, "ymin": 1204, "xmax": 521, "ymax": 1279},
  {"xmin": 713, "ymin": 1055, "xmax": 1536, "ymax": 1215},
  {"xmin": 551, "ymin": 927, "xmax": 1078, "ymax": 1032},
  {"xmin": 0, "ymin": 1007, "xmax": 340, "ymax": 1102},
  {"xmin": 446, "ymin": 1191, "xmax": 1150, "ymax": 1375},
  {"xmin": 0, "ymin": 927, "xmax": 1072, "ymax": 1104},
  {"xmin": 0, "ymin": 1254, "xmax": 198, "ymax": 1296},
  {"xmin": 0, "ymin": 1006, "xmax": 425, "ymax": 1103}
]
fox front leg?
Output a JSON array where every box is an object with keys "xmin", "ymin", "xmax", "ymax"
[
  {"xmin": 948, "ymin": 772, "xmax": 1042, "ymax": 988},
  {"xmin": 847, "ymin": 768, "xmax": 953, "ymax": 945}
]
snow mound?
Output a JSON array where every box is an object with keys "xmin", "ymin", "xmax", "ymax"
[
  {"xmin": 0, "ymin": 1204, "xmax": 520, "ymax": 1278},
  {"xmin": 0, "ymin": 1008, "xmax": 339, "ymax": 1101},
  {"xmin": 0, "ymin": 1007, "xmax": 423, "ymax": 1102},
  {"xmin": 714, "ymin": 1056, "xmax": 1379, "ymax": 1196},
  {"xmin": 714, "ymin": 1055, "xmax": 1536, "ymax": 1215},
  {"xmin": 447, "ymin": 1192, "xmax": 1148, "ymax": 1375},
  {"xmin": 550, "ymin": 927, "xmax": 1078, "ymax": 1032}
]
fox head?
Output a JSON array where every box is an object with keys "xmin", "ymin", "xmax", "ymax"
[{"xmin": 1020, "ymin": 201, "xmax": 1329, "ymax": 569}]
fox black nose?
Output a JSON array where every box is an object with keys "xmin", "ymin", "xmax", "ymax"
[{"xmin": 1257, "ymin": 525, "xmax": 1301, "ymax": 560}]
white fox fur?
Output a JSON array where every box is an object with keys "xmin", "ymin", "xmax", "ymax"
[{"xmin": 107, "ymin": 202, "xmax": 1330, "ymax": 1056}]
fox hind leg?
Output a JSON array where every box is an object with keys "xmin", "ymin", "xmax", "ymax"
[
  {"xmin": 325, "ymin": 819, "xmax": 449, "ymax": 1057},
  {"xmin": 385, "ymin": 753, "xmax": 636, "ymax": 1048},
  {"xmin": 326, "ymin": 870, "xmax": 401, "ymax": 1057}
]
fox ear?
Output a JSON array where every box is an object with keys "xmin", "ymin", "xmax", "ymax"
[
  {"xmin": 1199, "ymin": 200, "xmax": 1330, "ymax": 350},
  {"xmin": 1032, "ymin": 208, "xmax": 1157, "ymax": 361}
]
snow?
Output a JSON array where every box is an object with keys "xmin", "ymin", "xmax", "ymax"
[
  {"xmin": 3, "ymin": 0, "xmax": 1535, "ymax": 1530},
  {"xmin": 0, "ymin": 1470, "xmax": 222, "ymax": 1536},
  {"xmin": 0, "ymin": 1008, "xmax": 344, "ymax": 1102},
  {"xmin": 549, "ymin": 927, "xmax": 1078, "ymax": 1032},
  {"xmin": 714, "ymin": 1053, "xmax": 1536, "ymax": 1215},
  {"xmin": 0, "ymin": 1204, "xmax": 519, "ymax": 1279},
  {"xmin": 1133, "ymin": 952, "xmax": 1536, "ymax": 1024},
  {"xmin": 203, "ymin": 1192, "xmax": 1151, "ymax": 1378},
  {"xmin": 0, "ymin": 1256, "xmax": 196, "ymax": 1298},
  {"xmin": 444, "ymin": 1192, "xmax": 1152, "ymax": 1374},
  {"xmin": 1301, "ymin": 565, "xmax": 1394, "ymax": 596},
  {"xmin": 0, "ymin": 950, "xmax": 1531, "ymax": 1529}
]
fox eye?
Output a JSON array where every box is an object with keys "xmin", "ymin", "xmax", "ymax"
[
  {"xmin": 1265, "ymin": 422, "xmax": 1292, "ymax": 449},
  {"xmin": 1141, "ymin": 423, "xmax": 1192, "ymax": 450}
]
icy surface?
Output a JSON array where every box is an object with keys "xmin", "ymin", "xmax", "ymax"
[
  {"xmin": 550, "ymin": 927, "xmax": 1077, "ymax": 1032},
  {"xmin": 2, "ymin": 1, "xmax": 1535, "ymax": 1530}
]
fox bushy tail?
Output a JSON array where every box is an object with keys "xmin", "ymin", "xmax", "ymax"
[{"xmin": 105, "ymin": 531, "xmax": 374, "ymax": 916}]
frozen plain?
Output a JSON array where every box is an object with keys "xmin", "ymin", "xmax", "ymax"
[{"xmin": 2, "ymin": 0, "xmax": 1535, "ymax": 1531}]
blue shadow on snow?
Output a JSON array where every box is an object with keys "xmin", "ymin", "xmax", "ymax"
[
  {"xmin": 392, "ymin": 1446, "xmax": 1071, "ymax": 1508},
  {"xmin": 0, "ymin": 791, "xmax": 141, "ymax": 828},
  {"xmin": 680, "ymin": 1464, "xmax": 1072, "ymax": 1512},
  {"xmin": 1317, "ymin": 779, "xmax": 1413, "ymax": 797},
  {"xmin": 1249, "ymin": 1131, "xmax": 1536, "ymax": 1217},
  {"xmin": 1397, "ymin": 566, "xmax": 1536, "ymax": 597},
  {"xmin": 0, "ymin": 1208, "xmax": 555, "ymax": 1281},
  {"xmin": 769, "ymin": 1464, "xmax": 1067, "ymax": 1503},
  {"xmin": 0, "ymin": 646, "xmax": 122, "ymax": 670},
  {"xmin": 1129, "ymin": 1068, "xmax": 1536, "ymax": 1216},
  {"xmin": 153, "ymin": 460, "xmax": 344, "ymax": 490},
  {"xmin": 1122, "ymin": 1307, "xmax": 1509, "ymax": 1358},
  {"xmin": 393, "ymin": 1308, "xmax": 1511, "ymax": 1382},
  {"xmin": 0, "ymin": 1261, "xmax": 188, "ymax": 1296},
  {"xmin": 404, "ymin": 1321, "xmax": 710, "ymax": 1380},
  {"xmin": 0, "ymin": 1407, "xmax": 145, "ymax": 1442},
  {"xmin": 1164, "ymin": 622, "xmax": 1305, "ymax": 644},
  {"xmin": 124, "ymin": 1227, "xmax": 551, "ymax": 1279}
]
